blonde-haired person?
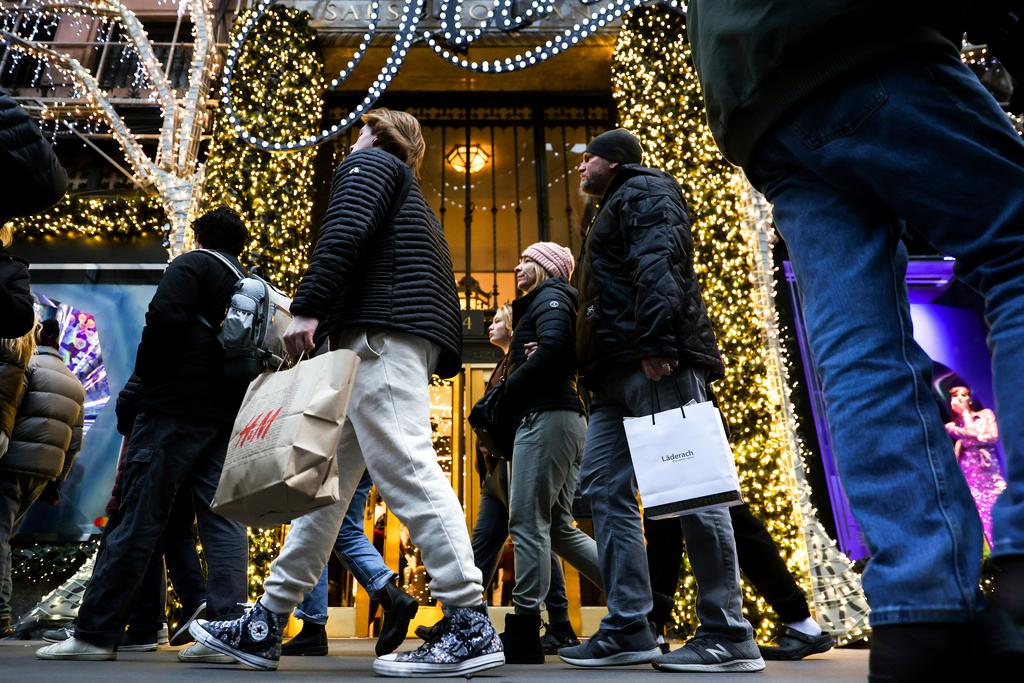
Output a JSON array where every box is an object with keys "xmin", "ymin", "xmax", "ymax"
[
  {"xmin": 189, "ymin": 109, "xmax": 503, "ymax": 678},
  {"xmin": 494, "ymin": 242, "xmax": 603, "ymax": 663},
  {"xmin": 0, "ymin": 316, "xmax": 35, "ymax": 461}
]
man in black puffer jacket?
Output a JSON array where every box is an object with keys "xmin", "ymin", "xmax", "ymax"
[
  {"xmin": 37, "ymin": 208, "xmax": 249, "ymax": 662},
  {"xmin": 190, "ymin": 109, "xmax": 502, "ymax": 679},
  {"xmin": 559, "ymin": 129, "xmax": 762, "ymax": 673}
]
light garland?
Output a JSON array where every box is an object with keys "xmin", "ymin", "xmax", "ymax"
[
  {"xmin": 612, "ymin": 6, "xmax": 869, "ymax": 644},
  {"xmin": 201, "ymin": 4, "xmax": 324, "ymax": 294},
  {"xmin": 220, "ymin": 0, "xmax": 685, "ymax": 151},
  {"xmin": 10, "ymin": 194, "xmax": 165, "ymax": 240}
]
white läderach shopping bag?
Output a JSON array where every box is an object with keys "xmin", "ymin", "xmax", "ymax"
[{"xmin": 623, "ymin": 400, "xmax": 742, "ymax": 518}]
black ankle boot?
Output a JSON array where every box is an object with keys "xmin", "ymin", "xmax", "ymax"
[
  {"xmin": 374, "ymin": 582, "xmax": 419, "ymax": 656},
  {"xmin": 500, "ymin": 613, "xmax": 545, "ymax": 664},
  {"xmin": 280, "ymin": 620, "xmax": 328, "ymax": 656},
  {"xmin": 541, "ymin": 620, "xmax": 580, "ymax": 654}
]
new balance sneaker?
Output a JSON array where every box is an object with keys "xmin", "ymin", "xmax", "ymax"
[
  {"xmin": 37, "ymin": 636, "xmax": 117, "ymax": 661},
  {"xmin": 653, "ymin": 635, "xmax": 766, "ymax": 672},
  {"xmin": 170, "ymin": 602, "xmax": 206, "ymax": 646},
  {"xmin": 188, "ymin": 600, "xmax": 286, "ymax": 671},
  {"xmin": 758, "ymin": 626, "xmax": 833, "ymax": 661},
  {"xmin": 177, "ymin": 641, "xmax": 237, "ymax": 664},
  {"xmin": 541, "ymin": 620, "xmax": 580, "ymax": 655},
  {"xmin": 372, "ymin": 604, "xmax": 504, "ymax": 677},
  {"xmin": 558, "ymin": 625, "xmax": 661, "ymax": 667},
  {"xmin": 119, "ymin": 629, "xmax": 160, "ymax": 652},
  {"xmin": 42, "ymin": 622, "xmax": 75, "ymax": 643}
]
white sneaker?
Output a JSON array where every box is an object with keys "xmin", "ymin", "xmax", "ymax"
[
  {"xmin": 36, "ymin": 636, "xmax": 116, "ymax": 661},
  {"xmin": 177, "ymin": 642, "xmax": 236, "ymax": 664},
  {"xmin": 158, "ymin": 622, "xmax": 169, "ymax": 645}
]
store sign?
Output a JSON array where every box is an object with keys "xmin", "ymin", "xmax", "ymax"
[{"xmin": 286, "ymin": 0, "xmax": 606, "ymax": 32}]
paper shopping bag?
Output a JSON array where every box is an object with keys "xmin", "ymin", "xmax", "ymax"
[
  {"xmin": 623, "ymin": 400, "xmax": 742, "ymax": 518},
  {"xmin": 212, "ymin": 349, "xmax": 360, "ymax": 527}
]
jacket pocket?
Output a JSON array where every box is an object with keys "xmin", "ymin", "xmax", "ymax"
[{"xmin": 794, "ymin": 75, "xmax": 888, "ymax": 150}]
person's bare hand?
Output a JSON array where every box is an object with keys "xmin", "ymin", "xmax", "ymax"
[
  {"xmin": 641, "ymin": 356, "xmax": 678, "ymax": 382},
  {"xmin": 524, "ymin": 342, "xmax": 538, "ymax": 359},
  {"xmin": 283, "ymin": 315, "xmax": 319, "ymax": 358}
]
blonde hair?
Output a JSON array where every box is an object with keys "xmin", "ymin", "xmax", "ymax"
[
  {"xmin": 494, "ymin": 303, "xmax": 514, "ymax": 331},
  {"xmin": 360, "ymin": 108, "xmax": 426, "ymax": 178},
  {"xmin": 0, "ymin": 223, "xmax": 12, "ymax": 249},
  {"xmin": 520, "ymin": 260, "xmax": 551, "ymax": 293}
]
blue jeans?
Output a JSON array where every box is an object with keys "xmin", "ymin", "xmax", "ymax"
[
  {"xmin": 294, "ymin": 469, "xmax": 395, "ymax": 624},
  {"xmin": 747, "ymin": 52, "xmax": 1024, "ymax": 625}
]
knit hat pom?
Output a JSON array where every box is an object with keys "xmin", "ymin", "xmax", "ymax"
[{"xmin": 522, "ymin": 241, "xmax": 575, "ymax": 280}]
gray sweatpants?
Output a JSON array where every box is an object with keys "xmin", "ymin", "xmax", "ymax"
[
  {"xmin": 509, "ymin": 409, "xmax": 602, "ymax": 615},
  {"xmin": 261, "ymin": 327, "xmax": 484, "ymax": 613}
]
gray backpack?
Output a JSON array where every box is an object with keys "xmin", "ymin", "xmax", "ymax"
[{"xmin": 197, "ymin": 249, "xmax": 293, "ymax": 382}]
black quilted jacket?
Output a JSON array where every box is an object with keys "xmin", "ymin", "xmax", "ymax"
[
  {"xmin": 504, "ymin": 278, "xmax": 585, "ymax": 421},
  {"xmin": 0, "ymin": 86, "xmax": 68, "ymax": 223},
  {"xmin": 0, "ymin": 246, "xmax": 34, "ymax": 339},
  {"xmin": 291, "ymin": 149, "xmax": 463, "ymax": 379},
  {"xmin": 574, "ymin": 164, "xmax": 724, "ymax": 383}
]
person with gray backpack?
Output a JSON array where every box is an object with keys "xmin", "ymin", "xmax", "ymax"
[{"xmin": 37, "ymin": 207, "xmax": 251, "ymax": 662}]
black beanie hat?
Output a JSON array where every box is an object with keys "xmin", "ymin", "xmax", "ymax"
[{"xmin": 584, "ymin": 128, "xmax": 644, "ymax": 166}]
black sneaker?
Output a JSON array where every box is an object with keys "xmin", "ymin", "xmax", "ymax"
[
  {"xmin": 374, "ymin": 582, "xmax": 419, "ymax": 656},
  {"xmin": 758, "ymin": 626, "xmax": 833, "ymax": 661},
  {"xmin": 373, "ymin": 604, "xmax": 504, "ymax": 677},
  {"xmin": 42, "ymin": 622, "xmax": 75, "ymax": 643},
  {"xmin": 558, "ymin": 626, "xmax": 661, "ymax": 667},
  {"xmin": 118, "ymin": 629, "xmax": 159, "ymax": 652},
  {"xmin": 188, "ymin": 601, "xmax": 286, "ymax": 671},
  {"xmin": 653, "ymin": 635, "xmax": 765, "ymax": 672},
  {"xmin": 169, "ymin": 601, "xmax": 206, "ymax": 646},
  {"xmin": 542, "ymin": 620, "xmax": 580, "ymax": 655},
  {"xmin": 281, "ymin": 620, "xmax": 328, "ymax": 656}
]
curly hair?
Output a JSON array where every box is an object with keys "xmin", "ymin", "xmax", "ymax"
[{"xmin": 191, "ymin": 207, "xmax": 250, "ymax": 256}]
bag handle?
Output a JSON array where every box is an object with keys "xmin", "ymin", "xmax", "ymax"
[
  {"xmin": 381, "ymin": 165, "xmax": 414, "ymax": 229},
  {"xmin": 648, "ymin": 373, "xmax": 689, "ymax": 425}
]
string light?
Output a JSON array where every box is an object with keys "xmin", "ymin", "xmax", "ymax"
[
  {"xmin": 612, "ymin": 6, "xmax": 869, "ymax": 644},
  {"xmin": 202, "ymin": 4, "xmax": 324, "ymax": 294},
  {"xmin": 10, "ymin": 195, "xmax": 165, "ymax": 240},
  {"xmin": 220, "ymin": 0, "xmax": 685, "ymax": 151}
]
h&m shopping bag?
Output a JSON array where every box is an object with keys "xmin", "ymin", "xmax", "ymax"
[
  {"xmin": 212, "ymin": 349, "xmax": 360, "ymax": 527},
  {"xmin": 623, "ymin": 400, "xmax": 742, "ymax": 519}
]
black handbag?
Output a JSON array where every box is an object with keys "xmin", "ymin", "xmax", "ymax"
[{"xmin": 468, "ymin": 359, "xmax": 517, "ymax": 461}]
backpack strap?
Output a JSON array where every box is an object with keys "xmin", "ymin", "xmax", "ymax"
[
  {"xmin": 382, "ymin": 165, "xmax": 414, "ymax": 228},
  {"xmin": 195, "ymin": 248, "xmax": 246, "ymax": 280}
]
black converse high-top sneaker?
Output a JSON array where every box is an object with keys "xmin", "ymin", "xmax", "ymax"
[
  {"xmin": 189, "ymin": 601, "xmax": 286, "ymax": 671},
  {"xmin": 373, "ymin": 604, "xmax": 504, "ymax": 677}
]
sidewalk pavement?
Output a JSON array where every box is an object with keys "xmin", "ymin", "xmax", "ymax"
[{"xmin": 0, "ymin": 638, "xmax": 867, "ymax": 681}]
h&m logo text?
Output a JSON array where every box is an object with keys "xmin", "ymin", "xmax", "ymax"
[
  {"xmin": 236, "ymin": 407, "xmax": 283, "ymax": 447},
  {"xmin": 662, "ymin": 450, "xmax": 695, "ymax": 463}
]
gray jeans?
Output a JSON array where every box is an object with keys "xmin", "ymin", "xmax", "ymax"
[
  {"xmin": 508, "ymin": 410, "xmax": 602, "ymax": 615},
  {"xmin": 580, "ymin": 365, "xmax": 753, "ymax": 641}
]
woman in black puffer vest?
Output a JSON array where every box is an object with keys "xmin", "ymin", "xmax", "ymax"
[{"xmin": 498, "ymin": 242, "xmax": 603, "ymax": 663}]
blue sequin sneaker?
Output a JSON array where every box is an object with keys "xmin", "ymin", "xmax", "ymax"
[
  {"xmin": 372, "ymin": 604, "xmax": 504, "ymax": 677},
  {"xmin": 188, "ymin": 601, "xmax": 285, "ymax": 671}
]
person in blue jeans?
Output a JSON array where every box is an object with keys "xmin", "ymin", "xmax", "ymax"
[
  {"xmin": 689, "ymin": 2, "xmax": 1024, "ymax": 680},
  {"xmin": 280, "ymin": 468, "xmax": 417, "ymax": 657}
]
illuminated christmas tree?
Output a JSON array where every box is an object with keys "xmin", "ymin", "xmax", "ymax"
[{"xmin": 200, "ymin": 4, "xmax": 324, "ymax": 294}]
